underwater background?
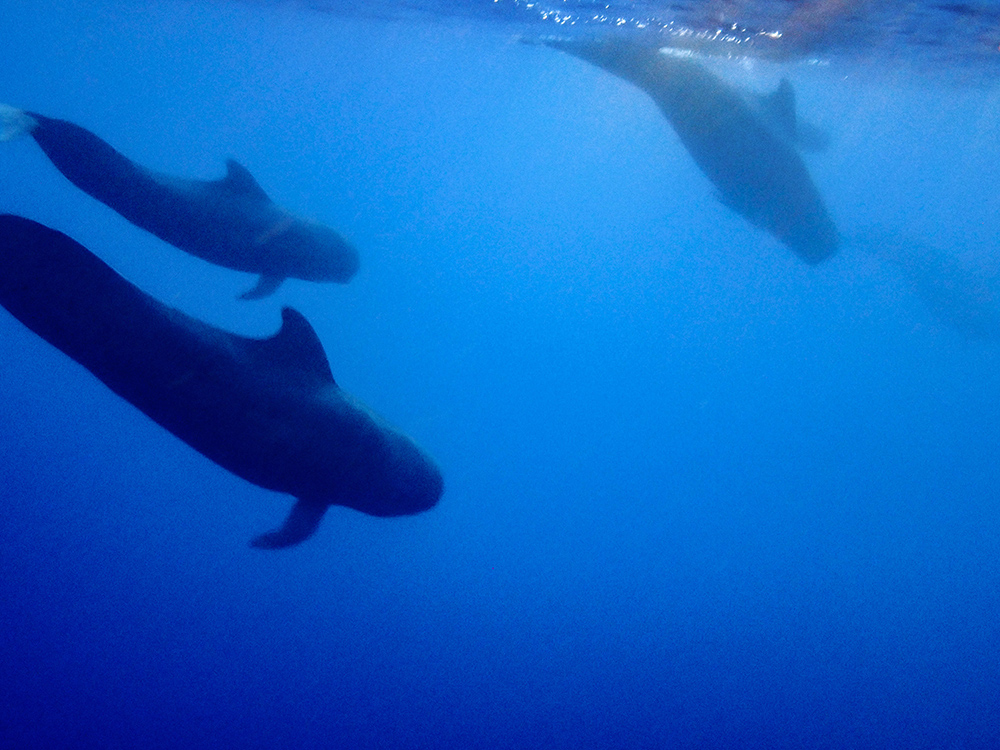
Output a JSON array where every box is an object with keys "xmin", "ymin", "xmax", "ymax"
[{"xmin": 2, "ymin": 0, "xmax": 1000, "ymax": 747}]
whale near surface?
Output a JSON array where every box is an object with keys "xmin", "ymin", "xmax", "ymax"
[
  {"xmin": 540, "ymin": 39, "xmax": 840, "ymax": 265},
  {"xmin": 0, "ymin": 105, "xmax": 359, "ymax": 299},
  {"xmin": 0, "ymin": 214, "xmax": 441, "ymax": 548}
]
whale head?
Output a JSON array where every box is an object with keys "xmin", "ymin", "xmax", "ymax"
[
  {"xmin": 320, "ymin": 386, "xmax": 444, "ymax": 517},
  {"xmin": 257, "ymin": 215, "xmax": 361, "ymax": 284}
]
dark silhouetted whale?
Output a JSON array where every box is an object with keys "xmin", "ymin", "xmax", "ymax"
[
  {"xmin": 0, "ymin": 105, "xmax": 359, "ymax": 299},
  {"xmin": 538, "ymin": 39, "xmax": 840, "ymax": 264},
  {"xmin": 0, "ymin": 214, "xmax": 441, "ymax": 548}
]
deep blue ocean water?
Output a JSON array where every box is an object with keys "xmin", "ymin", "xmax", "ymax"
[{"xmin": 2, "ymin": 1, "xmax": 1000, "ymax": 747}]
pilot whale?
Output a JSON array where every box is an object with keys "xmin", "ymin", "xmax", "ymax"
[
  {"xmin": 538, "ymin": 39, "xmax": 840, "ymax": 264},
  {"xmin": 0, "ymin": 105, "xmax": 359, "ymax": 299},
  {"xmin": 0, "ymin": 214, "xmax": 441, "ymax": 548}
]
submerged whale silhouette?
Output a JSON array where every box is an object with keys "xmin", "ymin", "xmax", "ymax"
[
  {"xmin": 850, "ymin": 227, "xmax": 1000, "ymax": 339},
  {"xmin": 539, "ymin": 39, "xmax": 839, "ymax": 264},
  {"xmin": 0, "ymin": 214, "xmax": 441, "ymax": 548},
  {"xmin": 0, "ymin": 105, "xmax": 359, "ymax": 299}
]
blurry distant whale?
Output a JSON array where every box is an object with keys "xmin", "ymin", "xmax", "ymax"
[
  {"xmin": 0, "ymin": 105, "xmax": 359, "ymax": 299},
  {"xmin": 537, "ymin": 38, "xmax": 839, "ymax": 264},
  {"xmin": 849, "ymin": 227, "xmax": 1000, "ymax": 339},
  {"xmin": 0, "ymin": 214, "xmax": 441, "ymax": 548}
]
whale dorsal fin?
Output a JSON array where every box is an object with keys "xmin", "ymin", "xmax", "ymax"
[
  {"xmin": 251, "ymin": 307, "xmax": 335, "ymax": 385},
  {"xmin": 759, "ymin": 79, "xmax": 798, "ymax": 141},
  {"xmin": 794, "ymin": 119, "xmax": 831, "ymax": 152},
  {"xmin": 758, "ymin": 80, "xmax": 830, "ymax": 152},
  {"xmin": 222, "ymin": 159, "xmax": 271, "ymax": 202}
]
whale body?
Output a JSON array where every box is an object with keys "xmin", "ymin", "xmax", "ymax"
[
  {"xmin": 1, "ymin": 105, "xmax": 359, "ymax": 299},
  {"xmin": 540, "ymin": 39, "xmax": 839, "ymax": 264},
  {"xmin": 0, "ymin": 214, "xmax": 441, "ymax": 548}
]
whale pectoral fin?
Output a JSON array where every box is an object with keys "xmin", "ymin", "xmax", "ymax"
[
  {"xmin": 239, "ymin": 274, "xmax": 284, "ymax": 301},
  {"xmin": 250, "ymin": 498, "xmax": 329, "ymax": 550}
]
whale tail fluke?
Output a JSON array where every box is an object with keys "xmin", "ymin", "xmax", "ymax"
[{"xmin": 0, "ymin": 105, "xmax": 38, "ymax": 142}]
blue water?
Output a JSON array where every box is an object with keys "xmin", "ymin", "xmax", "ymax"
[{"xmin": 2, "ymin": 1, "xmax": 1000, "ymax": 747}]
